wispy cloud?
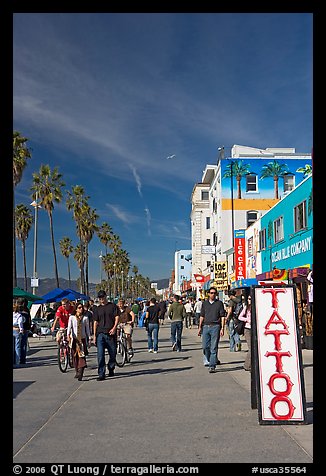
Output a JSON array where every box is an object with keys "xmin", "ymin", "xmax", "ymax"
[
  {"xmin": 105, "ymin": 203, "xmax": 136, "ymax": 226},
  {"xmin": 129, "ymin": 164, "xmax": 143, "ymax": 197}
]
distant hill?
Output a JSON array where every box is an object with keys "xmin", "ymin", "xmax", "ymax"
[{"xmin": 17, "ymin": 277, "xmax": 169, "ymax": 297}]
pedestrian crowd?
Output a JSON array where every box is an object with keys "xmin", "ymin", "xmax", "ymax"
[{"xmin": 13, "ymin": 287, "xmax": 252, "ymax": 379}]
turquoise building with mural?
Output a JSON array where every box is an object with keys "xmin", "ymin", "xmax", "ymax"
[{"xmin": 258, "ymin": 174, "xmax": 313, "ymax": 275}]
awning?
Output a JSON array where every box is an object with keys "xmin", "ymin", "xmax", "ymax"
[{"xmin": 230, "ymin": 278, "xmax": 258, "ymax": 289}]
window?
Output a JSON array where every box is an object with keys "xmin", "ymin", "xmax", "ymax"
[
  {"xmin": 181, "ymin": 255, "xmax": 184, "ymax": 259},
  {"xmin": 247, "ymin": 210, "xmax": 258, "ymax": 227},
  {"xmin": 206, "ymin": 261, "xmax": 211, "ymax": 268},
  {"xmin": 259, "ymin": 228, "xmax": 267, "ymax": 250},
  {"xmin": 246, "ymin": 174, "xmax": 257, "ymax": 192},
  {"xmin": 273, "ymin": 216, "xmax": 284, "ymax": 243},
  {"xmin": 283, "ymin": 174, "xmax": 295, "ymax": 193},
  {"xmin": 206, "ymin": 217, "xmax": 210, "ymax": 229},
  {"xmin": 247, "ymin": 237, "xmax": 253, "ymax": 257},
  {"xmin": 206, "ymin": 239, "xmax": 211, "ymax": 245},
  {"xmin": 294, "ymin": 200, "xmax": 307, "ymax": 232},
  {"xmin": 181, "ymin": 266, "xmax": 184, "ymax": 270},
  {"xmin": 201, "ymin": 191, "xmax": 209, "ymax": 200}
]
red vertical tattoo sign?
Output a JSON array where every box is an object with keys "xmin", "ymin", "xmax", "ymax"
[
  {"xmin": 234, "ymin": 229, "xmax": 246, "ymax": 280},
  {"xmin": 253, "ymin": 285, "xmax": 306, "ymax": 424}
]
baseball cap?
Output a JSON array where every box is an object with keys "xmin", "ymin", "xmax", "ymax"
[{"xmin": 97, "ymin": 290, "xmax": 106, "ymax": 298}]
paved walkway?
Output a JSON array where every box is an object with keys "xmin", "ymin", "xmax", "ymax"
[{"xmin": 13, "ymin": 323, "xmax": 313, "ymax": 464}]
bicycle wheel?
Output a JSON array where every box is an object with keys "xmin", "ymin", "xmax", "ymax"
[
  {"xmin": 58, "ymin": 345, "xmax": 68, "ymax": 372},
  {"xmin": 68, "ymin": 347, "xmax": 74, "ymax": 368},
  {"xmin": 116, "ymin": 339, "xmax": 126, "ymax": 367}
]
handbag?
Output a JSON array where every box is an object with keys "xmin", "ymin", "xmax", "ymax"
[{"xmin": 234, "ymin": 317, "xmax": 245, "ymax": 335}]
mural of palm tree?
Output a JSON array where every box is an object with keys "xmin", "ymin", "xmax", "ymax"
[
  {"xmin": 31, "ymin": 165, "xmax": 65, "ymax": 288},
  {"xmin": 59, "ymin": 237, "xmax": 74, "ymax": 288},
  {"xmin": 260, "ymin": 160, "xmax": 289, "ymax": 199},
  {"xmin": 66, "ymin": 185, "xmax": 90, "ymax": 294},
  {"xmin": 15, "ymin": 204, "xmax": 33, "ymax": 291},
  {"xmin": 222, "ymin": 160, "xmax": 252, "ymax": 199},
  {"xmin": 296, "ymin": 164, "xmax": 312, "ymax": 177},
  {"xmin": 13, "ymin": 131, "xmax": 32, "ymax": 287}
]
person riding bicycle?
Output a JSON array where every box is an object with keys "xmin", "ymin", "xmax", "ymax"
[
  {"xmin": 51, "ymin": 298, "xmax": 75, "ymax": 343},
  {"xmin": 117, "ymin": 299, "xmax": 135, "ymax": 355}
]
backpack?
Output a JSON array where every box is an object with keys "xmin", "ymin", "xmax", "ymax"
[{"xmin": 233, "ymin": 301, "xmax": 243, "ymax": 319}]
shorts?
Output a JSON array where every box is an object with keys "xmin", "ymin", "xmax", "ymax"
[{"xmin": 123, "ymin": 323, "xmax": 133, "ymax": 335}]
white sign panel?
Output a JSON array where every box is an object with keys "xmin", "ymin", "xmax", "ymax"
[
  {"xmin": 201, "ymin": 245, "xmax": 216, "ymax": 254},
  {"xmin": 254, "ymin": 286, "xmax": 306, "ymax": 423}
]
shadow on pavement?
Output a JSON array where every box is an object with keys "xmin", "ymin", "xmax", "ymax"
[{"xmin": 13, "ymin": 381, "xmax": 35, "ymax": 398}]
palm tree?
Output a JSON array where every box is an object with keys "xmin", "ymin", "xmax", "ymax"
[
  {"xmin": 296, "ymin": 164, "xmax": 312, "ymax": 177},
  {"xmin": 80, "ymin": 205, "xmax": 99, "ymax": 295},
  {"xmin": 73, "ymin": 243, "xmax": 84, "ymax": 292},
  {"xmin": 31, "ymin": 164, "xmax": 65, "ymax": 288},
  {"xmin": 15, "ymin": 204, "xmax": 33, "ymax": 291},
  {"xmin": 13, "ymin": 131, "xmax": 32, "ymax": 286},
  {"xmin": 59, "ymin": 237, "xmax": 74, "ymax": 288},
  {"xmin": 66, "ymin": 185, "xmax": 90, "ymax": 294},
  {"xmin": 222, "ymin": 160, "xmax": 252, "ymax": 199},
  {"xmin": 97, "ymin": 222, "xmax": 114, "ymax": 256},
  {"xmin": 260, "ymin": 160, "xmax": 289, "ymax": 199}
]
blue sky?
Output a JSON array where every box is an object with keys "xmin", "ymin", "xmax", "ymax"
[{"xmin": 13, "ymin": 13, "xmax": 313, "ymax": 283}]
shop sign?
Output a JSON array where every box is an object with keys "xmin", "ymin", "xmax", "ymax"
[
  {"xmin": 252, "ymin": 285, "xmax": 307, "ymax": 424},
  {"xmin": 234, "ymin": 229, "xmax": 246, "ymax": 280},
  {"xmin": 213, "ymin": 261, "xmax": 228, "ymax": 290}
]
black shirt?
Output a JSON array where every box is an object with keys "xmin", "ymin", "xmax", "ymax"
[
  {"xmin": 200, "ymin": 299, "xmax": 225, "ymax": 325},
  {"xmin": 146, "ymin": 304, "xmax": 161, "ymax": 324},
  {"xmin": 93, "ymin": 302, "xmax": 119, "ymax": 335}
]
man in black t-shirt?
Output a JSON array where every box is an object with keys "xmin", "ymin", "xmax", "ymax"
[
  {"xmin": 145, "ymin": 298, "xmax": 161, "ymax": 353},
  {"xmin": 198, "ymin": 287, "xmax": 226, "ymax": 373},
  {"xmin": 93, "ymin": 290, "xmax": 119, "ymax": 380}
]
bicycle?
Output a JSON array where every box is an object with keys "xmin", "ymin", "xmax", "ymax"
[
  {"xmin": 57, "ymin": 328, "xmax": 74, "ymax": 373},
  {"xmin": 116, "ymin": 324, "xmax": 134, "ymax": 367}
]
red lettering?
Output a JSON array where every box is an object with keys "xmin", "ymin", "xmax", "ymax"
[
  {"xmin": 265, "ymin": 351, "xmax": 291, "ymax": 373},
  {"xmin": 264, "ymin": 329, "xmax": 289, "ymax": 350},
  {"xmin": 268, "ymin": 373, "xmax": 294, "ymax": 395},
  {"xmin": 265, "ymin": 310, "xmax": 289, "ymax": 331},
  {"xmin": 269, "ymin": 396, "xmax": 295, "ymax": 420},
  {"xmin": 262, "ymin": 288, "xmax": 286, "ymax": 308}
]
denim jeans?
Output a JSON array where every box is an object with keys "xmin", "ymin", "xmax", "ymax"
[
  {"xmin": 20, "ymin": 332, "xmax": 29, "ymax": 364},
  {"xmin": 227, "ymin": 318, "xmax": 241, "ymax": 351},
  {"xmin": 96, "ymin": 333, "xmax": 116, "ymax": 377},
  {"xmin": 13, "ymin": 330, "xmax": 22, "ymax": 365},
  {"xmin": 202, "ymin": 324, "xmax": 220, "ymax": 367},
  {"xmin": 147, "ymin": 323, "xmax": 159, "ymax": 351},
  {"xmin": 170, "ymin": 321, "xmax": 183, "ymax": 351}
]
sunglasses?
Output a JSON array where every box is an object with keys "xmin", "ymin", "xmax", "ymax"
[
  {"xmin": 209, "ymin": 292, "xmax": 216, "ymax": 294},
  {"xmin": 77, "ymin": 306, "xmax": 83, "ymax": 309}
]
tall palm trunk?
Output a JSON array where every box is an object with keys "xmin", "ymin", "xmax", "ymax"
[
  {"xmin": 67, "ymin": 257, "xmax": 71, "ymax": 288},
  {"xmin": 22, "ymin": 240, "xmax": 27, "ymax": 291},
  {"xmin": 13, "ymin": 190, "xmax": 17, "ymax": 287},
  {"xmin": 49, "ymin": 212, "xmax": 60, "ymax": 288}
]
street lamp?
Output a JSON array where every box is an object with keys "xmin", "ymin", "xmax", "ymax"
[
  {"xmin": 99, "ymin": 251, "xmax": 103, "ymax": 283},
  {"xmin": 30, "ymin": 191, "xmax": 42, "ymax": 294},
  {"xmin": 113, "ymin": 263, "xmax": 116, "ymax": 299},
  {"xmin": 121, "ymin": 270, "xmax": 124, "ymax": 297}
]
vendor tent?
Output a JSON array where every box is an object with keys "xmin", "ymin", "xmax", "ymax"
[
  {"xmin": 13, "ymin": 287, "xmax": 43, "ymax": 302},
  {"xmin": 34, "ymin": 287, "xmax": 90, "ymax": 304}
]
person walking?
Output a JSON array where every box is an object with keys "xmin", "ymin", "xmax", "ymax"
[
  {"xmin": 13, "ymin": 301, "xmax": 25, "ymax": 367},
  {"xmin": 93, "ymin": 290, "xmax": 119, "ymax": 381},
  {"xmin": 198, "ymin": 287, "xmax": 226, "ymax": 373},
  {"xmin": 226, "ymin": 289, "xmax": 242, "ymax": 352},
  {"xmin": 131, "ymin": 300, "xmax": 140, "ymax": 327},
  {"xmin": 17, "ymin": 297, "xmax": 32, "ymax": 365},
  {"xmin": 194, "ymin": 298, "xmax": 202, "ymax": 328},
  {"xmin": 238, "ymin": 295, "xmax": 252, "ymax": 371},
  {"xmin": 157, "ymin": 299, "xmax": 167, "ymax": 325},
  {"xmin": 184, "ymin": 298, "xmax": 194, "ymax": 329},
  {"xmin": 67, "ymin": 303, "xmax": 90, "ymax": 380},
  {"xmin": 168, "ymin": 294, "xmax": 186, "ymax": 352},
  {"xmin": 145, "ymin": 297, "xmax": 161, "ymax": 353}
]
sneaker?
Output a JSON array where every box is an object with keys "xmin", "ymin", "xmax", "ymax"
[
  {"xmin": 209, "ymin": 367, "xmax": 216, "ymax": 373},
  {"xmin": 96, "ymin": 375, "xmax": 105, "ymax": 381},
  {"xmin": 172, "ymin": 342, "xmax": 176, "ymax": 351},
  {"xmin": 128, "ymin": 348, "xmax": 134, "ymax": 355},
  {"xmin": 236, "ymin": 342, "xmax": 242, "ymax": 352},
  {"xmin": 148, "ymin": 349, "xmax": 153, "ymax": 352},
  {"xmin": 153, "ymin": 350, "xmax": 158, "ymax": 353}
]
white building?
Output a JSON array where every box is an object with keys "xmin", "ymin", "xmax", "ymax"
[
  {"xmin": 190, "ymin": 144, "xmax": 312, "ymax": 286},
  {"xmin": 173, "ymin": 249, "xmax": 192, "ymax": 295}
]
